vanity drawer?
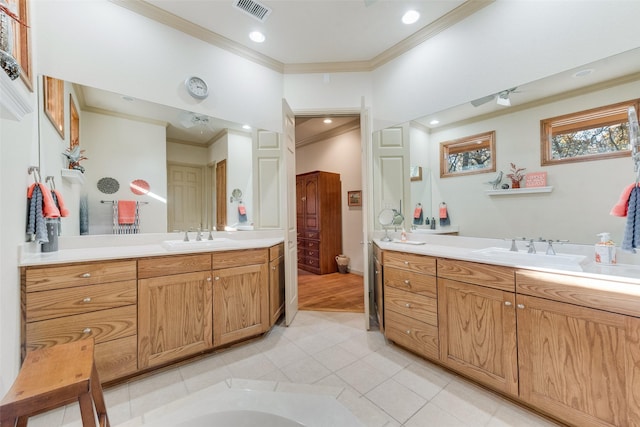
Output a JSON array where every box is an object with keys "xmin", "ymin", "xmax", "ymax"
[
  {"xmin": 26, "ymin": 280, "xmax": 137, "ymax": 322},
  {"xmin": 384, "ymin": 267, "xmax": 437, "ymax": 298},
  {"xmin": 26, "ymin": 305, "xmax": 137, "ymax": 351},
  {"xmin": 138, "ymin": 254, "xmax": 211, "ymax": 279},
  {"xmin": 385, "ymin": 310, "xmax": 439, "ymax": 360},
  {"xmin": 212, "ymin": 248, "xmax": 268, "ymax": 268},
  {"xmin": 25, "ymin": 260, "xmax": 137, "ymax": 292},
  {"xmin": 384, "ymin": 251, "xmax": 436, "ymax": 276},
  {"xmin": 437, "ymin": 258, "xmax": 514, "ymax": 292},
  {"xmin": 95, "ymin": 335, "xmax": 138, "ymax": 382},
  {"xmin": 269, "ymin": 243, "xmax": 284, "ymax": 261},
  {"xmin": 384, "ymin": 286, "xmax": 437, "ymax": 326}
]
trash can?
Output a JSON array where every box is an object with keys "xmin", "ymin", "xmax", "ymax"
[
  {"xmin": 41, "ymin": 218, "xmax": 59, "ymax": 253},
  {"xmin": 335, "ymin": 254, "xmax": 349, "ymax": 274}
]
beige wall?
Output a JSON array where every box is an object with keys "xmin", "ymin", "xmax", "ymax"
[{"xmin": 296, "ymin": 128, "xmax": 364, "ymax": 274}]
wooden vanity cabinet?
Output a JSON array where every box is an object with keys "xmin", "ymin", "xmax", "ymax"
[
  {"xmin": 23, "ymin": 260, "xmax": 138, "ymax": 382},
  {"xmin": 383, "ymin": 251, "xmax": 439, "ymax": 359},
  {"xmin": 437, "ymin": 259, "xmax": 518, "ymax": 397},
  {"xmin": 269, "ymin": 243, "xmax": 285, "ymax": 326},
  {"xmin": 516, "ymin": 270, "xmax": 640, "ymax": 427},
  {"xmin": 213, "ymin": 248, "xmax": 269, "ymax": 346},
  {"xmin": 137, "ymin": 254, "xmax": 212, "ymax": 369}
]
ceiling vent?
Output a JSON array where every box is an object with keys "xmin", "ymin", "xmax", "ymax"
[{"xmin": 233, "ymin": 0, "xmax": 272, "ymax": 22}]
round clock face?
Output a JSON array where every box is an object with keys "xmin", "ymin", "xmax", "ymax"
[{"xmin": 185, "ymin": 76, "xmax": 208, "ymax": 99}]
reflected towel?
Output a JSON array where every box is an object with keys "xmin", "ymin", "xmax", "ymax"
[
  {"xmin": 439, "ymin": 204, "xmax": 450, "ymax": 226},
  {"xmin": 26, "ymin": 184, "xmax": 48, "ymax": 243},
  {"xmin": 118, "ymin": 200, "xmax": 137, "ymax": 225},
  {"xmin": 52, "ymin": 189, "xmax": 70, "ymax": 217},
  {"xmin": 27, "ymin": 183, "xmax": 60, "ymax": 218},
  {"xmin": 610, "ymin": 183, "xmax": 636, "ymax": 217},
  {"xmin": 622, "ymin": 186, "xmax": 640, "ymax": 253},
  {"xmin": 413, "ymin": 205, "xmax": 423, "ymax": 225}
]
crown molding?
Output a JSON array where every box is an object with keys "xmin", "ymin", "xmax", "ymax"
[
  {"xmin": 296, "ymin": 118, "xmax": 360, "ymax": 148},
  {"xmin": 111, "ymin": 0, "xmax": 493, "ymax": 75},
  {"xmin": 83, "ymin": 104, "xmax": 168, "ymax": 127},
  {"xmin": 0, "ymin": 67, "xmax": 33, "ymax": 120}
]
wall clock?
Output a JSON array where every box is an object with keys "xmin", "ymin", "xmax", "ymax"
[{"xmin": 184, "ymin": 76, "xmax": 209, "ymax": 99}]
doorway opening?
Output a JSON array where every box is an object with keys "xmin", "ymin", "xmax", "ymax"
[{"xmin": 294, "ymin": 114, "xmax": 363, "ymax": 313}]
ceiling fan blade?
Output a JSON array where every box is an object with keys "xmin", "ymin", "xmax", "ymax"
[{"xmin": 471, "ymin": 94, "xmax": 495, "ymax": 107}]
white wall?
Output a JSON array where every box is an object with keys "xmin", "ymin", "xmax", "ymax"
[
  {"xmin": 33, "ymin": 0, "xmax": 284, "ymax": 133},
  {"xmin": 82, "ymin": 112, "xmax": 168, "ymax": 235},
  {"xmin": 371, "ymin": 1, "xmax": 640, "ymax": 131},
  {"xmin": 427, "ymin": 79, "xmax": 640, "ymax": 246},
  {"xmin": 296, "ymin": 128, "xmax": 364, "ymax": 274},
  {"xmin": 167, "ymin": 142, "xmax": 208, "ymax": 166}
]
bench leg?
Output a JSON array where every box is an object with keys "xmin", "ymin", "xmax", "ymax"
[
  {"xmin": 78, "ymin": 392, "xmax": 97, "ymax": 427},
  {"xmin": 90, "ymin": 365, "xmax": 110, "ymax": 427}
]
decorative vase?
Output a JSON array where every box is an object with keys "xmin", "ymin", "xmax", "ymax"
[{"xmin": 511, "ymin": 180, "xmax": 520, "ymax": 189}]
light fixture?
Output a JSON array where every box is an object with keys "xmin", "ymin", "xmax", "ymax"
[
  {"xmin": 402, "ymin": 10, "xmax": 420, "ymax": 25},
  {"xmin": 323, "ymin": 118, "xmax": 333, "ymax": 124},
  {"xmin": 242, "ymin": 124, "xmax": 251, "ymax": 130},
  {"xmin": 429, "ymin": 119, "xmax": 439, "ymax": 125},
  {"xmin": 249, "ymin": 31, "xmax": 265, "ymax": 43},
  {"xmin": 496, "ymin": 91, "xmax": 511, "ymax": 107}
]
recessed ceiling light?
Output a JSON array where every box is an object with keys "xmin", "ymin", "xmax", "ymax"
[
  {"xmin": 323, "ymin": 118, "xmax": 333, "ymax": 124},
  {"xmin": 402, "ymin": 10, "xmax": 420, "ymax": 25},
  {"xmin": 429, "ymin": 119, "xmax": 439, "ymax": 125},
  {"xmin": 573, "ymin": 68, "xmax": 594, "ymax": 78},
  {"xmin": 242, "ymin": 124, "xmax": 251, "ymax": 130},
  {"xmin": 249, "ymin": 31, "xmax": 265, "ymax": 43}
]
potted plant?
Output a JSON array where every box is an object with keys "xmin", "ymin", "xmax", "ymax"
[{"xmin": 506, "ymin": 163, "xmax": 526, "ymax": 188}]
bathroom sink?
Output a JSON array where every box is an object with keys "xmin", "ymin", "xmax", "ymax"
[
  {"xmin": 162, "ymin": 238, "xmax": 238, "ymax": 251},
  {"xmin": 472, "ymin": 247, "xmax": 589, "ymax": 271}
]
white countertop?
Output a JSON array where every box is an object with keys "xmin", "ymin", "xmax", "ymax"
[
  {"xmin": 374, "ymin": 237, "xmax": 640, "ymax": 285},
  {"xmin": 19, "ymin": 231, "xmax": 285, "ymax": 267}
]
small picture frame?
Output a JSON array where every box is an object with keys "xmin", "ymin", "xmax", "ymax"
[
  {"xmin": 410, "ymin": 166, "xmax": 422, "ymax": 181},
  {"xmin": 348, "ymin": 190, "xmax": 362, "ymax": 207},
  {"xmin": 525, "ymin": 171, "xmax": 547, "ymax": 188}
]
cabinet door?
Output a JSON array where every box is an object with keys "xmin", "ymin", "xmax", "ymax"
[
  {"xmin": 438, "ymin": 278, "xmax": 518, "ymax": 396},
  {"xmin": 518, "ymin": 294, "xmax": 640, "ymax": 427},
  {"xmin": 303, "ymin": 174, "xmax": 319, "ymax": 229},
  {"xmin": 374, "ymin": 255, "xmax": 383, "ymax": 331},
  {"xmin": 213, "ymin": 263, "xmax": 268, "ymax": 346},
  {"xmin": 269, "ymin": 255, "xmax": 285, "ymax": 326},
  {"xmin": 138, "ymin": 271, "xmax": 213, "ymax": 369}
]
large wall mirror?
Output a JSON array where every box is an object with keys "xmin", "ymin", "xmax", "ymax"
[
  {"xmin": 37, "ymin": 76, "xmax": 255, "ymax": 236},
  {"xmin": 373, "ymin": 47, "xmax": 640, "ymax": 245}
]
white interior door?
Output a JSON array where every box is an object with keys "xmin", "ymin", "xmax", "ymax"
[
  {"xmin": 167, "ymin": 163, "xmax": 204, "ymax": 232},
  {"xmin": 360, "ymin": 100, "xmax": 371, "ymax": 330},
  {"xmin": 283, "ymin": 99, "xmax": 298, "ymax": 326}
]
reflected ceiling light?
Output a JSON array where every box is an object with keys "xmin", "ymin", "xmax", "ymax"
[
  {"xmin": 121, "ymin": 95, "xmax": 134, "ymax": 102},
  {"xmin": 242, "ymin": 124, "xmax": 251, "ymax": 130},
  {"xmin": 323, "ymin": 118, "xmax": 333, "ymax": 124},
  {"xmin": 249, "ymin": 31, "xmax": 265, "ymax": 43},
  {"xmin": 429, "ymin": 119, "xmax": 439, "ymax": 125},
  {"xmin": 573, "ymin": 68, "xmax": 594, "ymax": 78},
  {"xmin": 496, "ymin": 91, "xmax": 511, "ymax": 107},
  {"xmin": 402, "ymin": 10, "xmax": 420, "ymax": 24}
]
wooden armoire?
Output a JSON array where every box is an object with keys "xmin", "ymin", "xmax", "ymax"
[{"xmin": 296, "ymin": 171, "xmax": 342, "ymax": 274}]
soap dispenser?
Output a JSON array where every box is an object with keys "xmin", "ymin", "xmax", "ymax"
[{"xmin": 595, "ymin": 232, "xmax": 616, "ymax": 264}]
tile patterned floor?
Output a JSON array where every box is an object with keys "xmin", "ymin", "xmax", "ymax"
[{"xmin": 26, "ymin": 311, "xmax": 560, "ymax": 427}]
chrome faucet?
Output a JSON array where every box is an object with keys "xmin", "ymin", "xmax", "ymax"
[
  {"xmin": 183, "ymin": 230, "xmax": 189, "ymax": 242},
  {"xmin": 509, "ymin": 239, "xmax": 518, "ymax": 252},
  {"xmin": 195, "ymin": 228, "xmax": 203, "ymax": 241},
  {"xmin": 527, "ymin": 239, "xmax": 536, "ymax": 254},
  {"xmin": 546, "ymin": 240, "xmax": 556, "ymax": 255}
]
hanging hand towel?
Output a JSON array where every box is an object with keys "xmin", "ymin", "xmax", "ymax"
[
  {"xmin": 439, "ymin": 203, "xmax": 450, "ymax": 226},
  {"xmin": 622, "ymin": 186, "xmax": 640, "ymax": 253},
  {"xmin": 118, "ymin": 200, "xmax": 137, "ymax": 225},
  {"xmin": 26, "ymin": 184, "xmax": 49, "ymax": 243},
  {"xmin": 52, "ymin": 189, "xmax": 70, "ymax": 217},
  {"xmin": 27, "ymin": 183, "xmax": 60, "ymax": 218},
  {"xmin": 413, "ymin": 204, "xmax": 423, "ymax": 225},
  {"xmin": 610, "ymin": 183, "xmax": 636, "ymax": 217}
]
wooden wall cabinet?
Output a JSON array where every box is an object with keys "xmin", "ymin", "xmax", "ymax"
[
  {"xmin": 23, "ymin": 260, "xmax": 138, "ymax": 382},
  {"xmin": 437, "ymin": 259, "xmax": 518, "ymax": 396},
  {"xmin": 296, "ymin": 171, "xmax": 342, "ymax": 274},
  {"xmin": 137, "ymin": 254, "xmax": 212, "ymax": 369},
  {"xmin": 269, "ymin": 243, "xmax": 285, "ymax": 326},
  {"xmin": 383, "ymin": 251, "xmax": 439, "ymax": 359},
  {"xmin": 213, "ymin": 249, "xmax": 269, "ymax": 346}
]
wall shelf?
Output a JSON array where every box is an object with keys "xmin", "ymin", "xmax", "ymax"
[
  {"xmin": 60, "ymin": 169, "xmax": 85, "ymax": 185},
  {"xmin": 485, "ymin": 186, "xmax": 553, "ymax": 196}
]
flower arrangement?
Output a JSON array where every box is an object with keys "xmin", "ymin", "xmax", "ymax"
[
  {"xmin": 63, "ymin": 145, "xmax": 88, "ymax": 173},
  {"xmin": 506, "ymin": 163, "xmax": 526, "ymax": 188}
]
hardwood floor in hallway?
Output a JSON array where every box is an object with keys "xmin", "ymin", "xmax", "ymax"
[{"xmin": 297, "ymin": 270, "xmax": 364, "ymax": 313}]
